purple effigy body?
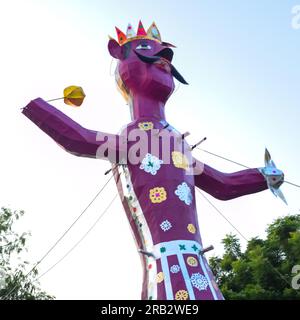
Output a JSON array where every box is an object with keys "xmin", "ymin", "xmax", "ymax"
[{"xmin": 22, "ymin": 22, "xmax": 268, "ymax": 300}]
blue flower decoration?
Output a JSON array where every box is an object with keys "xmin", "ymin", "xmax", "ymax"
[
  {"xmin": 175, "ymin": 182, "xmax": 193, "ymax": 205},
  {"xmin": 140, "ymin": 153, "xmax": 163, "ymax": 175}
]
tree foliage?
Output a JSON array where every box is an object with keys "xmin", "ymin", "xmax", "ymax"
[
  {"xmin": 0, "ymin": 207, "xmax": 53, "ymax": 300},
  {"xmin": 209, "ymin": 214, "xmax": 300, "ymax": 299}
]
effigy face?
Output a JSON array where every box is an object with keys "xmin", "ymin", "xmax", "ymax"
[{"xmin": 109, "ymin": 38, "xmax": 176, "ymax": 102}]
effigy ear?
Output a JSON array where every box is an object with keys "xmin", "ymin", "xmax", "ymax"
[{"xmin": 108, "ymin": 39, "xmax": 124, "ymax": 60}]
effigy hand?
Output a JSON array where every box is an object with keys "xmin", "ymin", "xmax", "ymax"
[
  {"xmin": 259, "ymin": 149, "xmax": 286, "ymax": 204},
  {"xmin": 259, "ymin": 166, "xmax": 284, "ymax": 189}
]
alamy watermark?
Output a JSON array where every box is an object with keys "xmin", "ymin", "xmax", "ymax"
[
  {"xmin": 0, "ymin": 269, "xmax": 6, "ymax": 290},
  {"xmin": 292, "ymin": 265, "xmax": 300, "ymax": 290},
  {"xmin": 95, "ymin": 128, "xmax": 204, "ymax": 176},
  {"xmin": 291, "ymin": 5, "xmax": 300, "ymax": 29}
]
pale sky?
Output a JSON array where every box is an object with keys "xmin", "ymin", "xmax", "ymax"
[{"xmin": 0, "ymin": 0, "xmax": 299, "ymax": 299}]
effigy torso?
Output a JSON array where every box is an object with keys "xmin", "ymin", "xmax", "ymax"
[{"xmin": 115, "ymin": 117, "xmax": 224, "ymax": 300}]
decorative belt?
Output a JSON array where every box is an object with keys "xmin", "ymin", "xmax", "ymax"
[
  {"xmin": 151, "ymin": 240, "xmax": 217, "ymax": 300},
  {"xmin": 153, "ymin": 239, "xmax": 202, "ymax": 259}
]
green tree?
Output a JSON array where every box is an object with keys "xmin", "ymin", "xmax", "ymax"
[
  {"xmin": 209, "ymin": 214, "xmax": 300, "ymax": 300},
  {"xmin": 0, "ymin": 207, "xmax": 53, "ymax": 300}
]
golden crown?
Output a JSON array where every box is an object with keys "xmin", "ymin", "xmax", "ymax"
[{"xmin": 112, "ymin": 20, "xmax": 162, "ymax": 46}]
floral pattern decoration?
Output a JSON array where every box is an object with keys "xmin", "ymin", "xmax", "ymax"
[
  {"xmin": 170, "ymin": 265, "xmax": 180, "ymax": 274},
  {"xmin": 172, "ymin": 151, "xmax": 189, "ymax": 170},
  {"xmin": 191, "ymin": 273, "xmax": 209, "ymax": 291},
  {"xmin": 149, "ymin": 187, "xmax": 167, "ymax": 204},
  {"xmin": 187, "ymin": 256, "xmax": 198, "ymax": 267},
  {"xmin": 175, "ymin": 290, "xmax": 189, "ymax": 300},
  {"xmin": 140, "ymin": 153, "xmax": 163, "ymax": 175},
  {"xmin": 175, "ymin": 182, "xmax": 193, "ymax": 205},
  {"xmin": 138, "ymin": 121, "xmax": 154, "ymax": 131},
  {"xmin": 187, "ymin": 223, "xmax": 196, "ymax": 234},
  {"xmin": 156, "ymin": 272, "xmax": 164, "ymax": 284},
  {"xmin": 160, "ymin": 220, "xmax": 172, "ymax": 232}
]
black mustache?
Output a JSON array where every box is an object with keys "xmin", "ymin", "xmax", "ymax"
[
  {"xmin": 134, "ymin": 50, "xmax": 160, "ymax": 63},
  {"xmin": 169, "ymin": 65, "xmax": 188, "ymax": 85},
  {"xmin": 134, "ymin": 50, "xmax": 189, "ymax": 85}
]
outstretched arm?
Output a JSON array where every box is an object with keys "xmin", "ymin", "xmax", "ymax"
[
  {"xmin": 22, "ymin": 98, "xmax": 125, "ymax": 162},
  {"xmin": 193, "ymin": 158, "xmax": 268, "ymax": 200}
]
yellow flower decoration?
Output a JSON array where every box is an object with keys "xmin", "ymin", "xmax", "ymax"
[
  {"xmin": 175, "ymin": 290, "xmax": 189, "ymax": 300},
  {"xmin": 187, "ymin": 223, "xmax": 196, "ymax": 234},
  {"xmin": 156, "ymin": 272, "xmax": 164, "ymax": 284},
  {"xmin": 172, "ymin": 151, "xmax": 189, "ymax": 170},
  {"xmin": 187, "ymin": 256, "xmax": 198, "ymax": 267},
  {"xmin": 149, "ymin": 187, "xmax": 167, "ymax": 204},
  {"xmin": 138, "ymin": 122, "xmax": 154, "ymax": 131}
]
